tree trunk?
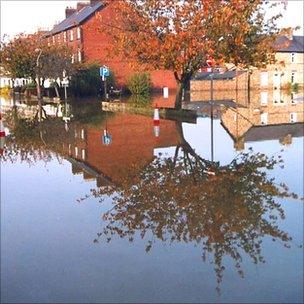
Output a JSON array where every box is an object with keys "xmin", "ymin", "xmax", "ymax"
[{"xmin": 174, "ymin": 83, "xmax": 183, "ymax": 110}]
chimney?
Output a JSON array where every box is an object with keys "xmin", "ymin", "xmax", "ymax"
[
  {"xmin": 90, "ymin": 0, "xmax": 101, "ymax": 7},
  {"xmin": 65, "ymin": 7, "xmax": 76, "ymax": 18},
  {"xmin": 77, "ymin": 2, "xmax": 88, "ymax": 11}
]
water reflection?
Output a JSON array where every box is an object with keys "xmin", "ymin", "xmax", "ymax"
[
  {"xmin": 90, "ymin": 128, "xmax": 300, "ymax": 293},
  {"xmin": 1, "ymin": 97, "xmax": 303, "ymax": 295}
]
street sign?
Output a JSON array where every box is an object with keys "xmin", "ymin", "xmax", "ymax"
[
  {"xmin": 102, "ymin": 130, "xmax": 112, "ymax": 146},
  {"xmin": 100, "ymin": 66, "xmax": 110, "ymax": 77}
]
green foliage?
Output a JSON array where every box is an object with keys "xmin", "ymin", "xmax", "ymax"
[
  {"xmin": 285, "ymin": 82, "xmax": 300, "ymax": 93},
  {"xmin": 70, "ymin": 64, "xmax": 101, "ymax": 97},
  {"xmin": 127, "ymin": 72, "xmax": 152, "ymax": 96},
  {"xmin": 128, "ymin": 94, "xmax": 152, "ymax": 107}
]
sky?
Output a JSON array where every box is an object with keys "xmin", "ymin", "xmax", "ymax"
[{"xmin": 0, "ymin": 0, "xmax": 303, "ymax": 39}]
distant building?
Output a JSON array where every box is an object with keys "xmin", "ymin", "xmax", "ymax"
[
  {"xmin": 191, "ymin": 35, "xmax": 304, "ymax": 93},
  {"xmin": 45, "ymin": 0, "xmax": 177, "ymax": 91}
]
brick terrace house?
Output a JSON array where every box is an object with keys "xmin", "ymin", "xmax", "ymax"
[
  {"xmin": 191, "ymin": 34, "xmax": 304, "ymax": 93},
  {"xmin": 45, "ymin": 0, "xmax": 177, "ymax": 91}
]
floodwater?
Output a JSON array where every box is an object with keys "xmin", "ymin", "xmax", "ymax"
[{"xmin": 1, "ymin": 96, "xmax": 303, "ymax": 303}]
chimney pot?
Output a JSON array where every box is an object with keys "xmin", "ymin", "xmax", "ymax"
[{"xmin": 65, "ymin": 7, "xmax": 76, "ymax": 18}]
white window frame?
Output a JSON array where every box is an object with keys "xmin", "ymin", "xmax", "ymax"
[
  {"xmin": 70, "ymin": 29, "xmax": 74, "ymax": 41},
  {"xmin": 71, "ymin": 54, "xmax": 75, "ymax": 64},
  {"xmin": 260, "ymin": 72, "xmax": 268, "ymax": 87},
  {"xmin": 261, "ymin": 113, "xmax": 268, "ymax": 125},
  {"xmin": 291, "ymin": 53, "xmax": 295, "ymax": 63},
  {"xmin": 81, "ymin": 149, "xmax": 86, "ymax": 160},
  {"xmin": 260, "ymin": 91, "xmax": 268, "ymax": 105},
  {"xmin": 75, "ymin": 147, "xmax": 79, "ymax": 158},
  {"xmin": 290, "ymin": 113, "xmax": 297, "ymax": 123},
  {"xmin": 64, "ymin": 32, "xmax": 67, "ymax": 43},
  {"xmin": 77, "ymin": 27, "xmax": 81, "ymax": 40},
  {"xmin": 291, "ymin": 72, "xmax": 295, "ymax": 84},
  {"xmin": 52, "ymin": 36, "xmax": 55, "ymax": 44},
  {"xmin": 78, "ymin": 50, "xmax": 82, "ymax": 62}
]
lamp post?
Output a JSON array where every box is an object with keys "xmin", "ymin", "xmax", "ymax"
[{"xmin": 35, "ymin": 48, "xmax": 43, "ymax": 122}]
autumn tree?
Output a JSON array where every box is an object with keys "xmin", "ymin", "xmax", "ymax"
[
  {"xmin": 0, "ymin": 32, "xmax": 74, "ymax": 90},
  {"xmin": 102, "ymin": 0, "xmax": 287, "ymax": 109}
]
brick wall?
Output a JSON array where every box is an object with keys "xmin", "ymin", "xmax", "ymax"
[{"xmin": 82, "ymin": 3, "xmax": 177, "ymax": 89}]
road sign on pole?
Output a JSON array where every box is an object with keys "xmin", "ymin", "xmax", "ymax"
[{"xmin": 100, "ymin": 66, "xmax": 110, "ymax": 77}]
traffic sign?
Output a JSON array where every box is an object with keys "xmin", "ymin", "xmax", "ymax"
[{"xmin": 100, "ymin": 66, "xmax": 110, "ymax": 77}]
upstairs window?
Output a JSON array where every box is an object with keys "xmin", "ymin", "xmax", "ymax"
[
  {"xmin": 63, "ymin": 32, "xmax": 67, "ymax": 43},
  {"xmin": 52, "ymin": 36, "xmax": 55, "ymax": 44},
  {"xmin": 77, "ymin": 27, "xmax": 81, "ymax": 40},
  {"xmin": 260, "ymin": 72, "xmax": 268, "ymax": 87},
  {"xmin": 70, "ymin": 29, "xmax": 74, "ymax": 41}
]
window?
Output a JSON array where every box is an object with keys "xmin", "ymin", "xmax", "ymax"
[
  {"xmin": 290, "ymin": 113, "xmax": 297, "ymax": 123},
  {"xmin": 260, "ymin": 113, "xmax": 268, "ymax": 125},
  {"xmin": 77, "ymin": 27, "xmax": 81, "ymax": 40},
  {"xmin": 260, "ymin": 72, "xmax": 268, "ymax": 87},
  {"xmin": 81, "ymin": 149, "xmax": 86, "ymax": 160},
  {"xmin": 291, "ymin": 72, "xmax": 295, "ymax": 84},
  {"xmin": 71, "ymin": 54, "xmax": 75, "ymax": 64},
  {"xmin": 291, "ymin": 53, "xmax": 295, "ymax": 63},
  {"xmin": 81, "ymin": 129, "xmax": 85, "ymax": 140},
  {"xmin": 273, "ymin": 90, "xmax": 281, "ymax": 104},
  {"xmin": 52, "ymin": 36, "xmax": 55, "ymax": 44},
  {"xmin": 70, "ymin": 29, "xmax": 74, "ymax": 41},
  {"xmin": 57, "ymin": 34, "xmax": 60, "ymax": 43},
  {"xmin": 64, "ymin": 32, "xmax": 67, "ymax": 43},
  {"xmin": 75, "ymin": 147, "xmax": 79, "ymax": 158},
  {"xmin": 273, "ymin": 73, "xmax": 281, "ymax": 89},
  {"xmin": 260, "ymin": 91, "xmax": 268, "ymax": 105},
  {"xmin": 291, "ymin": 93, "xmax": 296, "ymax": 104},
  {"xmin": 78, "ymin": 50, "xmax": 82, "ymax": 62}
]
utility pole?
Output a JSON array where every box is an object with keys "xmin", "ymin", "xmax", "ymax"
[
  {"xmin": 210, "ymin": 66, "xmax": 214, "ymax": 163},
  {"xmin": 35, "ymin": 48, "xmax": 43, "ymax": 122}
]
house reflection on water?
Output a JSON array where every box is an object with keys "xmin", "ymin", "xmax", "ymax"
[
  {"xmin": 185, "ymin": 90, "xmax": 303, "ymax": 151},
  {"xmin": 63, "ymin": 113, "xmax": 183, "ymax": 186},
  {"xmin": 1, "ymin": 91, "xmax": 303, "ymax": 186}
]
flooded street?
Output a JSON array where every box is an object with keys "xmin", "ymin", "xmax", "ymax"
[{"xmin": 1, "ymin": 97, "xmax": 303, "ymax": 303}]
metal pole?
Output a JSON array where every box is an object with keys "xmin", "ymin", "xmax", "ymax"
[
  {"xmin": 210, "ymin": 67, "xmax": 214, "ymax": 162},
  {"xmin": 36, "ymin": 49, "xmax": 43, "ymax": 122},
  {"xmin": 64, "ymin": 85, "xmax": 67, "ymax": 100},
  {"xmin": 104, "ymin": 77, "xmax": 107, "ymax": 100}
]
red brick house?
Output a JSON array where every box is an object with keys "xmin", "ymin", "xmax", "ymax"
[{"xmin": 45, "ymin": 0, "xmax": 177, "ymax": 91}]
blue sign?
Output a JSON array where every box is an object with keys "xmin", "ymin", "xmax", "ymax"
[
  {"xmin": 100, "ymin": 66, "xmax": 110, "ymax": 77},
  {"xmin": 102, "ymin": 130, "xmax": 112, "ymax": 146}
]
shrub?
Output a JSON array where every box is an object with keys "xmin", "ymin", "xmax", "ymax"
[
  {"xmin": 70, "ymin": 64, "xmax": 101, "ymax": 97},
  {"xmin": 127, "ymin": 72, "xmax": 151, "ymax": 96},
  {"xmin": 128, "ymin": 95, "xmax": 152, "ymax": 107}
]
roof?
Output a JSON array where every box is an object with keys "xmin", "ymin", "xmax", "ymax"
[
  {"xmin": 46, "ymin": 2, "xmax": 104, "ymax": 37},
  {"xmin": 275, "ymin": 35, "xmax": 304, "ymax": 53},
  {"xmin": 193, "ymin": 70, "xmax": 246, "ymax": 81},
  {"xmin": 244, "ymin": 123, "xmax": 304, "ymax": 142}
]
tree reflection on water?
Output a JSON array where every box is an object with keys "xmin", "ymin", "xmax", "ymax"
[
  {"xmin": 1, "ymin": 107, "xmax": 302, "ymax": 292},
  {"xmin": 91, "ymin": 141, "xmax": 300, "ymax": 292}
]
